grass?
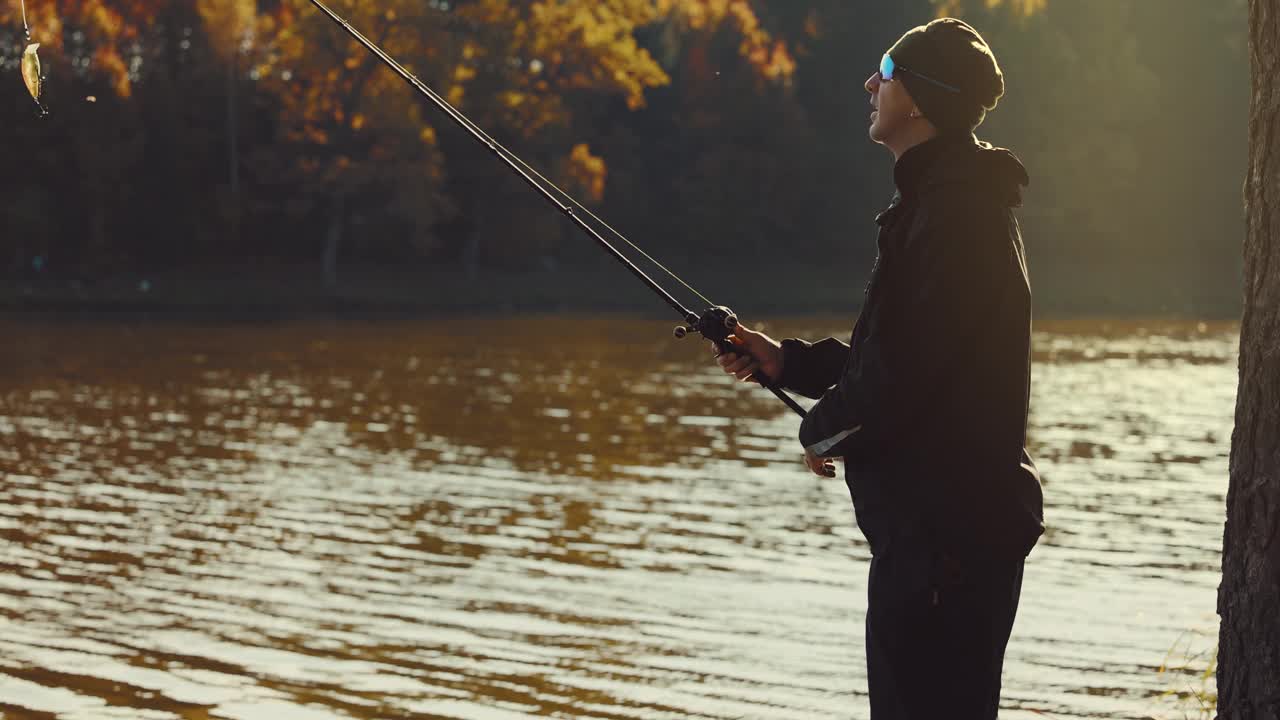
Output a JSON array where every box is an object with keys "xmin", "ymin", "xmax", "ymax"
[{"xmin": 1154, "ymin": 630, "xmax": 1218, "ymax": 720}]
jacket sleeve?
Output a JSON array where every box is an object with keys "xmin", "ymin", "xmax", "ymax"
[
  {"xmin": 776, "ymin": 337, "xmax": 850, "ymax": 399},
  {"xmin": 800, "ymin": 199, "xmax": 1012, "ymax": 458}
]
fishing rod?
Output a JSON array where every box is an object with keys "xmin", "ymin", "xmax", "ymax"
[{"xmin": 306, "ymin": 0, "xmax": 806, "ymax": 418}]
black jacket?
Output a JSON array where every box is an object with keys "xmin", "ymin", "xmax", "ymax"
[{"xmin": 780, "ymin": 133, "xmax": 1044, "ymax": 560}]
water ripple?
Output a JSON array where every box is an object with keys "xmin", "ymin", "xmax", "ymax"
[{"xmin": 0, "ymin": 316, "xmax": 1231, "ymax": 718}]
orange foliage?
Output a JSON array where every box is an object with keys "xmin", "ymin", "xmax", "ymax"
[
  {"xmin": 933, "ymin": 0, "xmax": 1048, "ymax": 19},
  {"xmin": 197, "ymin": 0, "xmax": 256, "ymax": 61},
  {"xmin": 517, "ymin": 0, "xmax": 669, "ymax": 110},
  {"xmin": 0, "ymin": 0, "xmax": 793, "ymax": 211},
  {"xmin": 660, "ymin": 0, "xmax": 795, "ymax": 81},
  {"xmin": 252, "ymin": 0, "xmax": 675, "ymax": 149},
  {"xmin": 565, "ymin": 143, "xmax": 607, "ymax": 203},
  {"xmin": 254, "ymin": 1, "xmax": 421, "ymax": 151},
  {"xmin": 244, "ymin": 0, "xmax": 707, "ymax": 209},
  {"xmin": 1, "ymin": 0, "xmax": 159, "ymax": 97}
]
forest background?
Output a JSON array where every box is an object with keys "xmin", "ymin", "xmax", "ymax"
[{"xmin": 0, "ymin": 0, "xmax": 1248, "ymax": 316}]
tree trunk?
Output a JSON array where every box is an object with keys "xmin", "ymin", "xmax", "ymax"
[
  {"xmin": 227, "ymin": 45, "xmax": 240, "ymax": 245},
  {"xmin": 463, "ymin": 222, "xmax": 481, "ymax": 281},
  {"xmin": 1217, "ymin": 2, "xmax": 1280, "ymax": 718},
  {"xmin": 323, "ymin": 194, "xmax": 345, "ymax": 292}
]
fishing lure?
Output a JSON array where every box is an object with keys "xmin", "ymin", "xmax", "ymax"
[
  {"xmin": 17, "ymin": 0, "xmax": 47, "ymax": 115},
  {"xmin": 21, "ymin": 42, "xmax": 41, "ymax": 106},
  {"xmin": 306, "ymin": 0, "xmax": 806, "ymax": 418}
]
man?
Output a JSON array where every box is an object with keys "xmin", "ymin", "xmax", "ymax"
[{"xmin": 713, "ymin": 18, "xmax": 1045, "ymax": 719}]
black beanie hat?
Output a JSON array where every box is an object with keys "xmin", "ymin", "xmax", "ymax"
[{"xmin": 887, "ymin": 18, "xmax": 1004, "ymax": 135}]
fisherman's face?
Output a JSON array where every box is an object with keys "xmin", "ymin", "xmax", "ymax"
[{"xmin": 865, "ymin": 65, "xmax": 917, "ymax": 146}]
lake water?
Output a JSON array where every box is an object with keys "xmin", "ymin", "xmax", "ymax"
[{"xmin": 0, "ymin": 315, "xmax": 1233, "ymax": 719}]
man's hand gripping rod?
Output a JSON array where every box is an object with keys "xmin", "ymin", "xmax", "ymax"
[{"xmin": 675, "ymin": 307, "xmax": 808, "ymax": 418}]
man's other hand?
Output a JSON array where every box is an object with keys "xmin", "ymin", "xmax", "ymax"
[
  {"xmin": 804, "ymin": 447, "xmax": 836, "ymax": 478},
  {"xmin": 709, "ymin": 324, "xmax": 784, "ymax": 383}
]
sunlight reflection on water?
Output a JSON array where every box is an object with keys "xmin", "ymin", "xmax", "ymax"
[{"xmin": 0, "ymin": 316, "xmax": 1232, "ymax": 719}]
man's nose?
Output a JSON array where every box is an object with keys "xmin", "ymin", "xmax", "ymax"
[{"xmin": 865, "ymin": 72, "xmax": 879, "ymax": 94}]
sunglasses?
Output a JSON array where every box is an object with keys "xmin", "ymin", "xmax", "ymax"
[{"xmin": 879, "ymin": 53, "xmax": 961, "ymax": 94}]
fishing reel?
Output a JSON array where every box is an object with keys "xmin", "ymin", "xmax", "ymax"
[{"xmin": 672, "ymin": 306, "xmax": 739, "ymax": 354}]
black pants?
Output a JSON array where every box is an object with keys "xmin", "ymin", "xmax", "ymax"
[{"xmin": 865, "ymin": 534, "xmax": 1025, "ymax": 719}]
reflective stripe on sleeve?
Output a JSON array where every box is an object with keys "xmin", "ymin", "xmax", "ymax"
[{"xmin": 805, "ymin": 425, "xmax": 862, "ymax": 456}]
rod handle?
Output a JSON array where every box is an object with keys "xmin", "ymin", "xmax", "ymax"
[{"xmin": 714, "ymin": 337, "xmax": 807, "ymax": 418}]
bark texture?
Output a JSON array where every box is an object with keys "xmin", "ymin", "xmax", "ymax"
[{"xmin": 1218, "ymin": 1, "xmax": 1280, "ymax": 718}]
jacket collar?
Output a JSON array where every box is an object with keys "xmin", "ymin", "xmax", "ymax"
[{"xmin": 892, "ymin": 132, "xmax": 975, "ymax": 198}]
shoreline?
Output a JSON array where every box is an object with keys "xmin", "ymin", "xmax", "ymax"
[{"xmin": 2, "ymin": 261, "xmax": 1243, "ymax": 321}]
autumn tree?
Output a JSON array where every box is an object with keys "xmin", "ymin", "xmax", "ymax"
[
  {"xmin": 550, "ymin": 0, "xmax": 803, "ymax": 277},
  {"xmin": 1, "ymin": 0, "xmax": 148, "ymax": 271},
  {"xmin": 247, "ymin": 0, "xmax": 459, "ymax": 288},
  {"xmin": 197, "ymin": 0, "xmax": 256, "ymax": 241},
  {"xmin": 1, "ymin": 0, "xmax": 255, "ymax": 274},
  {"xmin": 2, "ymin": 0, "xmax": 1249, "ymax": 320},
  {"xmin": 250, "ymin": 0, "xmax": 766, "ymax": 283},
  {"xmin": 1217, "ymin": 1, "xmax": 1280, "ymax": 716},
  {"xmin": 931, "ymin": 0, "xmax": 1046, "ymax": 19},
  {"xmin": 0, "ymin": 0, "xmax": 141, "ymax": 96}
]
